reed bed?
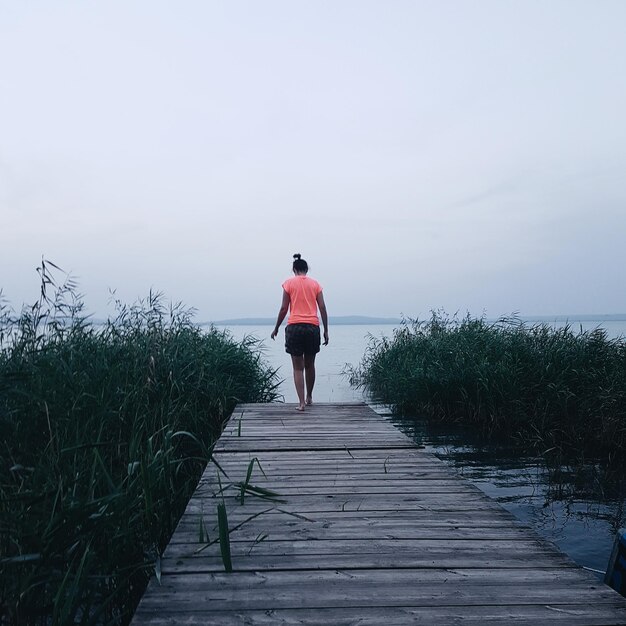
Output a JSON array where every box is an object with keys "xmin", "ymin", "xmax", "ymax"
[
  {"xmin": 0, "ymin": 262, "xmax": 280, "ymax": 624},
  {"xmin": 350, "ymin": 312, "xmax": 626, "ymax": 459}
]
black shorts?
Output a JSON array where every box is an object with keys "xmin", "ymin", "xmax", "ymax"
[{"xmin": 285, "ymin": 323, "xmax": 321, "ymax": 356}]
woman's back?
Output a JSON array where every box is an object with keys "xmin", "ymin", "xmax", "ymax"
[{"xmin": 282, "ymin": 275, "xmax": 322, "ymax": 325}]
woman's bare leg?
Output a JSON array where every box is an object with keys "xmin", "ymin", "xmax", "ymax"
[
  {"xmin": 291, "ymin": 355, "xmax": 306, "ymax": 411},
  {"xmin": 304, "ymin": 353, "xmax": 316, "ymax": 405}
]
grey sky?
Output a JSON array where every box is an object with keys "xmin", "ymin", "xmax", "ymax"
[{"xmin": 2, "ymin": 1, "xmax": 625, "ymax": 320}]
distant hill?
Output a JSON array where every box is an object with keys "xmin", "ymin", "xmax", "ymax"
[
  {"xmin": 208, "ymin": 315, "xmax": 402, "ymax": 326},
  {"xmin": 519, "ymin": 314, "xmax": 626, "ymax": 322}
]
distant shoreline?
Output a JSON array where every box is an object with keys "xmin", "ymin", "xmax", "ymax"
[
  {"xmin": 209, "ymin": 315, "xmax": 403, "ymax": 326},
  {"xmin": 207, "ymin": 314, "xmax": 626, "ymax": 326}
]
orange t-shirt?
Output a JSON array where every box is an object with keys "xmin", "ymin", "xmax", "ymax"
[{"xmin": 282, "ymin": 275, "xmax": 322, "ymax": 325}]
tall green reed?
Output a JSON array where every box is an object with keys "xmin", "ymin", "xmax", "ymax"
[
  {"xmin": 349, "ymin": 312, "xmax": 626, "ymax": 459},
  {"xmin": 0, "ymin": 261, "xmax": 280, "ymax": 624}
]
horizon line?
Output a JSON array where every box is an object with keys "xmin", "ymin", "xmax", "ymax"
[{"xmin": 207, "ymin": 313, "xmax": 626, "ymax": 326}]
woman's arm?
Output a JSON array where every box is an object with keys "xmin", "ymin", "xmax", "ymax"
[
  {"xmin": 271, "ymin": 290, "xmax": 290, "ymax": 340},
  {"xmin": 316, "ymin": 291, "xmax": 329, "ymax": 345}
]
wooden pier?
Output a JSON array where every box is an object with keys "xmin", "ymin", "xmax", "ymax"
[{"xmin": 132, "ymin": 403, "xmax": 626, "ymax": 624}]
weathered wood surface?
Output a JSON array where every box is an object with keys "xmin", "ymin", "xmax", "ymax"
[{"xmin": 132, "ymin": 403, "xmax": 626, "ymax": 624}]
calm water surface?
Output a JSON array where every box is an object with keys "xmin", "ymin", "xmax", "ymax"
[{"xmin": 219, "ymin": 320, "xmax": 626, "ymax": 577}]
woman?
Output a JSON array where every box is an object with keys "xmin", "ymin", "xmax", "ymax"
[{"xmin": 271, "ymin": 254, "xmax": 329, "ymax": 411}]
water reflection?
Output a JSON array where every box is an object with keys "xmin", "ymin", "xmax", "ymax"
[{"xmin": 388, "ymin": 412, "xmax": 626, "ymax": 576}]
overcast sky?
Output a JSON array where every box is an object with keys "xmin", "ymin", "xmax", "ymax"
[{"xmin": 1, "ymin": 1, "xmax": 625, "ymax": 321}]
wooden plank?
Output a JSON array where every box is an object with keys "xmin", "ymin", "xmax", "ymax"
[
  {"xmin": 176, "ymin": 526, "xmax": 530, "ymax": 543},
  {"xmin": 195, "ymin": 484, "xmax": 484, "ymax": 496},
  {"xmin": 164, "ymin": 535, "xmax": 563, "ymax": 555},
  {"xmin": 213, "ymin": 443, "xmax": 418, "ymax": 452},
  {"xmin": 201, "ymin": 472, "xmax": 469, "ymax": 481},
  {"xmin": 199, "ymin": 478, "xmax": 482, "ymax": 487},
  {"xmin": 190, "ymin": 516, "xmax": 524, "ymax": 528},
  {"xmin": 212, "ymin": 447, "xmax": 439, "ymax": 456},
  {"xmin": 178, "ymin": 510, "xmax": 522, "ymax": 527},
  {"xmin": 210, "ymin": 453, "xmax": 443, "ymax": 463},
  {"xmin": 131, "ymin": 403, "xmax": 626, "ymax": 624},
  {"xmin": 132, "ymin": 604, "xmax": 626, "ymax": 625},
  {"xmin": 142, "ymin": 565, "xmax": 593, "ymax": 587},
  {"xmin": 208, "ymin": 461, "xmax": 448, "ymax": 472},
  {"xmin": 160, "ymin": 552, "xmax": 578, "ymax": 574},
  {"xmin": 170, "ymin": 523, "xmax": 539, "ymax": 542},
  {"xmin": 211, "ymin": 453, "xmax": 439, "ymax": 462},
  {"xmin": 138, "ymin": 581, "xmax": 620, "ymax": 611},
  {"xmin": 211, "ymin": 453, "xmax": 442, "ymax": 462},
  {"xmin": 181, "ymin": 499, "xmax": 520, "ymax": 515},
  {"xmin": 176, "ymin": 510, "xmax": 523, "ymax": 531}
]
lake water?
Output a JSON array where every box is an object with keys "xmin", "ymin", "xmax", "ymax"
[
  {"xmin": 219, "ymin": 323, "xmax": 389, "ymax": 404},
  {"xmin": 218, "ymin": 319, "xmax": 626, "ymax": 579}
]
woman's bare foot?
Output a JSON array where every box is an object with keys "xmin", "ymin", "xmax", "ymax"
[
  {"xmin": 306, "ymin": 396, "xmax": 313, "ymax": 406},
  {"xmin": 296, "ymin": 404, "xmax": 305, "ymax": 412}
]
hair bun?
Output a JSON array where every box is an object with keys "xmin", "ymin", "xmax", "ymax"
[{"xmin": 293, "ymin": 253, "xmax": 301, "ymax": 260}]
